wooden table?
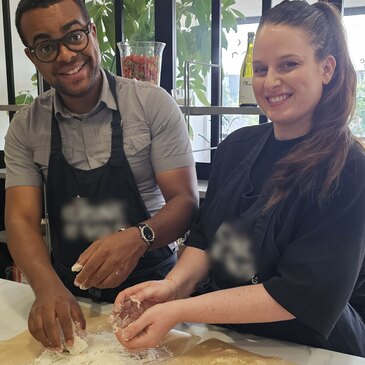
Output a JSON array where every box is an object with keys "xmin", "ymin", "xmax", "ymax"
[{"xmin": 1, "ymin": 279, "xmax": 365, "ymax": 364}]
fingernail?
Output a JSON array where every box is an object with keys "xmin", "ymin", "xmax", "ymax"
[
  {"xmin": 71, "ymin": 262, "xmax": 83, "ymax": 272},
  {"xmin": 79, "ymin": 285, "xmax": 88, "ymax": 290},
  {"xmin": 55, "ymin": 347, "xmax": 63, "ymax": 353},
  {"xmin": 122, "ymin": 330, "xmax": 130, "ymax": 341},
  {"xmin": 74, "ymin": 280, "xmax": 81, "ymax": 287},
  {"xmin": 66, "ymin": 340, "xmax": 73, "ymax": 347}
]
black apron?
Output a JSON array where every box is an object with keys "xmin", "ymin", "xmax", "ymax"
[
  {"xmin": 197, "ymin": 126, "xmax": 275, "ymax": 292},
  {"xmin": 46, "ymin": 71, "xmax": 175, "ymax": 302}
]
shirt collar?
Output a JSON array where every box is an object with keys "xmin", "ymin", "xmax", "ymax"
[{"xmin": 53, "ymin": 69, "xmax": 118, "ymax": 121}]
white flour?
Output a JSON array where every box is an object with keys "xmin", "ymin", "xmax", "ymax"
[{"xmin": 30, "ymin": 331, "xmax": 171, "ymax": 365}]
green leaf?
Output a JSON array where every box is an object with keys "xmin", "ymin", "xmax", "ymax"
[
  {"xmin": 176, "ymin": 80, "xmax": 184, "ymax": 88},
  {"xmin": 16, "ymin": 91, "xmax": 34, "ymax": 105},
  {"xmin": 194, "ymin": 88, "xmax": 210, "ymax": 106},
  {"xmin": 222, "ymin": 0, "xmax": 235, "ymax": 6},
  {"xmin": 185, "ymin": 13, "xmax": 192, "ymax": 28},
  {"xmin": 222, "ymin": 11, "xmax": 237, "ymax": 31},
  {"xmin": 231, "ymin": 8, "xmax": 245, "ymax": 19},
  {"xmin": 102, "ymin": 13, "xmax": 115, "ymax": 50}
]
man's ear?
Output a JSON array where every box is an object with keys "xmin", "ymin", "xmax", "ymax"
[
  {"xmin": 91, "ymin": 22, "xmax": 97, "ymax": 37},
  {"xmin": 24, "ymin": 48, "xmax": 35, "ymax": 64},
  {"xmin": 322, "ymin": 55, "xmax": 336, "ymax": 85},
  {"xmin": 90, "ymin": 22, "xmax": 99, "ymax": 46}
]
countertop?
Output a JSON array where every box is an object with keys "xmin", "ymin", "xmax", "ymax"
[{"xmin": 1, "ymin": 279, "xmax": 364, "ymax": 364}]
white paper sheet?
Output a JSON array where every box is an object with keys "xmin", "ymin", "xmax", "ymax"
[{"xmin": 0, "ymin": 279, "xmax": 35, "ymax": 340}]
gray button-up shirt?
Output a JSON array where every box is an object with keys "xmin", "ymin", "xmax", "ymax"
[{"xmin": 5, "ymin": 70, "xmax": 194, "ymax": 217}]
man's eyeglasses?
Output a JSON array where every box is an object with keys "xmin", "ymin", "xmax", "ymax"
[{"xmin": 27, "ymin": 23, "xmax": 91, "ymax": 63}]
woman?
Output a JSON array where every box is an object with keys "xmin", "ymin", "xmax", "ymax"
[{"xmin": 114, "ymin": 0, "xmax": 365, "ymax": 356}]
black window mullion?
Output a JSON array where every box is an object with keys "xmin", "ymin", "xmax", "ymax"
[
  {"xmin": 210, "ymin": 0, "xmax": 221, "ymax": 160},
  {"xmin": 155, "ymin": 0, "xmax": 176, "ymax": 93},
  {"xmin": 2, "ymin": 0, "xmax": 15, "ymax": 120},
  {"xmin": 258, "ymin": 0, "xmax": 272, "ymax": 124},
  {"xmin": 115, "ymin": 0, "xmax": 123, "ymax": 76}
]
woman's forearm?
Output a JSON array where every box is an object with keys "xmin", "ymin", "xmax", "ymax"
[
  {"xmin": 175, "ymin": 284, "xmax": 295, "ymax": 324},
  {"xmin": 166, "ymin": 246, "xmax": 209, "ymax": 299}
]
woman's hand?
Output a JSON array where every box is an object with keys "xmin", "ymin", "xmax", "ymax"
[
  {"xmin": 113, "ymin": 279, "xmax": 181, "ymax": 349},
  {"xmin": 114, "ymin": 278, "xmax": 179, "ymax": 308},
  {"xmin": 115, "ymin": 301, "xmax": 181, "ymax": 350}
]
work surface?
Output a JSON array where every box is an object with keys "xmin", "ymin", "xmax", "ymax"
[{"xmin": 1, "ymin": 279, "xmax": 364, "ymax": 365}]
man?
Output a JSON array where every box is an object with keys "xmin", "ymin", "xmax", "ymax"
[{"xmin": 5, "ymin": 0, "xmax": 198, "ymax": 352}]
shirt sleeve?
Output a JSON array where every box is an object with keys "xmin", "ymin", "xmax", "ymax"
[
  {"xmin": 264, "ymin": 149, "xmax": 365, "ymax": 338},
  {"xmin": 5, "ymin": 108, "xmax": 43, "ymax": 189},
  {"xmin": 147, "ymin": 87, "xmax": 194, "ymax": 173}
]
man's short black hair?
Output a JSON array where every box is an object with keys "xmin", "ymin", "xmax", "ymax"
[{"xmin": 16, "ymin": 0, "xmax": 91, "ymax": 46}]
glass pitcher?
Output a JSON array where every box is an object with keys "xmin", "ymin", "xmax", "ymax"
[{"xmin": 117, "ymin": 41, "xmax": 166, "ymax": 86}]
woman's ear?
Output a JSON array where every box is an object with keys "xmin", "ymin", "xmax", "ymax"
[{"xmin": 322, "ymin": 55, "xmax": 336, "ymax": 85}]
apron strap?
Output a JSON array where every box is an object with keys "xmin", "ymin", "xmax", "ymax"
[
  {"xmin": 104, "ymin": 70, "xmax": 125, "ymax": 165},
  {"xmin": 50, "ymin": 105, "xmax": 63, "ymax": 153}
]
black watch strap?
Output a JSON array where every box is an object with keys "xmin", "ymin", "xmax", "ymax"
[{"xmin": 135, "ymin": 223, "xmax": 155, "ymax": 248}]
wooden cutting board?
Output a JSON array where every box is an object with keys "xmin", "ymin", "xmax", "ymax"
[
  {"xmin": 0, "ymin": 306, "xmax": 111, "ymax": 365},
  {"xmin": 0, "ymin": 307, "xmax": 295, "ymax": 365},
  {"xmin": 166, "ymin": 338, "xmax": 296, "ymax": 365}
]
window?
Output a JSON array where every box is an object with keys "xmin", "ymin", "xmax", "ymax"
[
  {"xmin": 174, "ymin": 1, "xmax": 261, "ymax": 165},
  {"xmin": 343, "ymin": 0, "xmax": 365, "ymax": 137},
  {"xmin": 175, "ymin": 0, "xmax": 212, "ymax": 163},
  {"xmin": 221, "ymin": 1, "xmax": 261, "ymax": 139},
  {"xmin": 1, "ymin": 0, "xmax": 37, "ymax": 149}
]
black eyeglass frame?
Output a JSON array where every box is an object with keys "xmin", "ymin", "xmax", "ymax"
[{"xmin": 27, "ymin": 22, "xmax": 92, "ymax": 63}]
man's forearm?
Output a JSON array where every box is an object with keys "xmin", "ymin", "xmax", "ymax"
[
  {"xmin": 145, "ymin": 193, "xmax": 198, "ymax": 249},
  {"xmin": 137, "ymin": 166, "xmax": 198, "ymax": 250},
  {"xmin": 6, "ymin": 220, "xmax": 62, "ymax": 294}
]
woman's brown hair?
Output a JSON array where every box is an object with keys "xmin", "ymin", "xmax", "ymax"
[{"xmin": 259, "ymin": 0, "xmax": 362, "ymax": 210}]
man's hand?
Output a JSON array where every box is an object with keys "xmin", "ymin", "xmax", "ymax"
[
  {"xmin": 73, "ymin": 228, "xmax": 146, "ymax": 289},
  {"xmin": 28, "ymin": 282, "xmax": 85, "ymax": 350}
]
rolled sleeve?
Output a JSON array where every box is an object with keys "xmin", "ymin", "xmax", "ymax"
[
  {"xmin": 148, "ymin": 88, "xmax": 194, "ymax": 173},
  {"xmin": 5, "ymin": 110, "xmax": 43, "ymax": 189}
]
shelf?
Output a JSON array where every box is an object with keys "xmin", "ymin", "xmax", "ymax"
[
  {"xmin": 179, "ymin": 106, "xmax": 263, "ymax": 116},
  {"xmin": 0, "ymin": 105, "xmax": 23, "ymax": 112},
  {"xmin": 0, "ymin": 168, "xmax": 207, "ymax": 197},
  {"xmin": 1, "ymin": 105, "xmax": 264, "ymax": 116}
]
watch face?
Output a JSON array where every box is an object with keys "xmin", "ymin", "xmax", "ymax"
[{"xmin": 142, "ymin": 225, "xmax": 154, "ymax": 242}]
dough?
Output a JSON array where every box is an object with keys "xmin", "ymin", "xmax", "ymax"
[{"xmin": 63, "ymin": 334, "xmax": 88, "ymax": 355}]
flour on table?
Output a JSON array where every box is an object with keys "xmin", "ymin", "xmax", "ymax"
[{"xmin": 30, "ymin": 331, "xmax": 171, "ymax": 365}]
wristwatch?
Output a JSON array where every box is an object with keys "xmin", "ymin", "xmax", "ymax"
[{"xmin": 135, "ymin": 223, "xmax": 155, "ymax": 249}]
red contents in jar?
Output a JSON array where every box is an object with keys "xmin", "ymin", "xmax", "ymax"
[{"xmin": 122, "ymin": 54, "xmax": 160, "ymax": 84}]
